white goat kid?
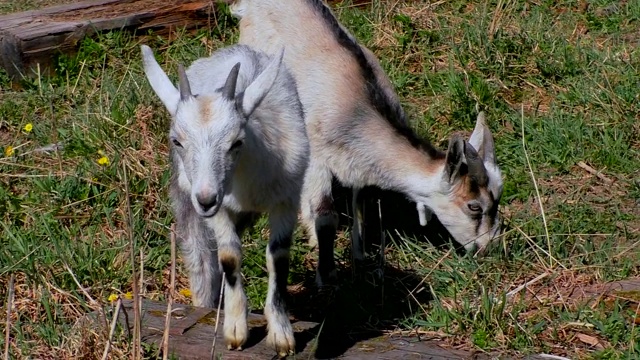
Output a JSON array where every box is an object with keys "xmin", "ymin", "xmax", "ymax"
[
  {"xmin": 224, "ymin": 0, "xmax": 503, "ymax": 285},
  {"xmin": 141, "ymin": 44, "xmax": 308, "ymax": 356}
]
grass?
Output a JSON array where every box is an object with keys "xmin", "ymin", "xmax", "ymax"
[
  {"xmin": 1, "ymin": 0, "xmax": 639, "ymax": 358},
  {"xmin": 0, "ymin": 0, "xmax": 77, "ymax": 14}
]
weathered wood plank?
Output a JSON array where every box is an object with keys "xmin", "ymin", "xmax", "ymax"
[
  {"xmin": 117, "ymin": 299, "xmax": 488, "ymax": 359},
  {"xmin": 0, "ymin": 0, "xmax": 370, "ymax": 82},
  {"xmin": 0, "ymin": 0, "xmax": 217, "ymax": 81},
  {"xmin": 110, "ymin": 277, "xmax": 640, "ymax": 359}
]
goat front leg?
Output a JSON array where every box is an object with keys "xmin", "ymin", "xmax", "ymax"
[
  {"xmin": 301, "ymin": 160, "xmax": 338, "ymax": 287},
  {"xmin": 265, "ymin": 206, "xmax": 296, "ymax": 357},
  {"xmin": 208, "ymin": 211, "xmax": 248, "ymax": 350},
  {"xmin": 173, "ymin": 189, "xmax": 222, "ymax": 308}
]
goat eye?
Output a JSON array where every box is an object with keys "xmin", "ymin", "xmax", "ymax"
[
  {"xmin": 468, "ymin": 203, "xmax": 482, "ymax": 213},
  {"xmin": 171, "ymin": 138, "xmax": 183, "ymax": 148},
  {"xmin": 230, "ymin": 140, "xmax": 243, "ymax": 151}
]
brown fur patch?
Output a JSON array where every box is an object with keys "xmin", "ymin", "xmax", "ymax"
[
  {"xmin": 450, "ymin": 173, "xmax": 495, "ymax": 214},
  {"xmin": 196, "ymin": 96, "xmax": 216, "ymax": 125},
  {"xmin": 315, "ymin": 195, "xmax": 334, "ymax": 216},
  {"xmin": 218, "ymin": 248, "xmax": 241, "ymax": 269},
  {"xmin": 219, "ymin": 249, "xmax": 240, "ymax": 287}
]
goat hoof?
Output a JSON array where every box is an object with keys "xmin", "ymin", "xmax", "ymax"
[
  {"xmin": 224, "ymin": 319, "xmax": 248, "ymax": 351},
  {"xmin": 267, "ymin": 326, "xmax": 295, "ymax": 358},
  {"xmin": 277, "ymin": 349, "xmax": 295, "ymax": 358},
  {"xmin": 226, "ymin": 343, "xmax": 244, "ymax": 351},
  {"xmin": 226, "ymin": 340, "xmax": 243, "ymax": 351},
  {"xmin": 276, "ymin": 347, "xmax": 295, "ymax": 358},
  {"xmin": 315, "ymin": 268, "xmax": 338, "ymax": 288}
]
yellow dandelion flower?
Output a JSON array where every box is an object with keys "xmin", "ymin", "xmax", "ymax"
[
  {"xmin": 97, "ymin": 156, "xmax": 109, "ymax": 166},
  {"xmin": 4, "ymin": 146, "xmax": 14, "ymax": 157},
  {"xmin": 108, "ymin": 293, "xmax": 118, "ymax": 302},
  {"xmin": 124, "ymin": 292, "xmax": 133, "ymax": 299},
  {"xmin": 23, "ymin": 123, "xmax": 33, "ymax": 133},
  {"xmin": 179, "ymin": 288, "xmax": 192, "ymax": 298}
]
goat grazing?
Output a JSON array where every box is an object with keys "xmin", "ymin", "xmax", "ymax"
[
  {"xmin": 225, "ymin": 0, "xmax": 503, "ymax": 285},
  {"xmin": 141, "ymin": 44, "xmax": 308, "ymax": 356}
]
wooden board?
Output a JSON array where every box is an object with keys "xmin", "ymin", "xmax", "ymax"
[
  {"xmin": 110, "ymin": 277, "xmax": 640, "ymax": 359},
  {"xmin": 116, "ymin": 299, "xmax": 490, "ymax": 359},
  {"xmin": 0, "ymin": 0, "xmax": 217, "ymax": 81}
]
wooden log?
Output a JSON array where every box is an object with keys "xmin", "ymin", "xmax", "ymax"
[
  {"xmin": 114, "ymin": 299, "xmax": 490, "ymax": 359},
  {"xmin": 0, "ymin": 0, "xmax": 218, "ymax": 81},
  {"xmin": 103, "ymin": 277, "xmax": 640, "ymax": 359}
]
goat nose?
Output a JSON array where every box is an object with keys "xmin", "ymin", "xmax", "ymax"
[{"xmin": 196, "ymin": 192, "xmax": 218, "ymax": 212}]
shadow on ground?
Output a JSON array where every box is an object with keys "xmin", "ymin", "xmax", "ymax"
[
  {"xmin": 278, "ymin": 184, "xmax": 465, "ymax": 358},
  {"xmin": 285, "ymin": 264, "xmax": 430, "ymax": 358}
]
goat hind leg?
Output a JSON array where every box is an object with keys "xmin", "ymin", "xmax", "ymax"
[
  {"xmin": 265, "ymin": 207, "xmax": 296, "ymax": 357},
  {"xmin": 174, "ymin": 199, "xmax": 222, "ymax": 308},
  {"xmin": 301, "ymin": 161, "xmax": 338, "ymax": 287}
]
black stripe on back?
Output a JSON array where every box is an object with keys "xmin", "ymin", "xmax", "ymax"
[{"xmin": 308, "ymin": 0, "xmax": 443, "ymax": 160}]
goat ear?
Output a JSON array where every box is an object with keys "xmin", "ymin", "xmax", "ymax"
[
  {"xmin": 240, "ymin": 48, "xmax": 284, "ymax": 117},
  {"xmin": 177, "ymin": 64, "xmax": 192, "ymax": 101},
  {"xmin": 468, "ymin": 111, "xmax": 496, "ymax": 166},
  {"xmin": 464, "ymin": 139, "xmax": 488, "ymax": 182},
  {"xmin": 140, "ymin": 45, "xmax": 180, "ymax": 116},
  {"xmin": 445, "ymin": 135, "xmax": 467, "ymax": 182},
  {"xmin": 446, "ymin": 136, "xmax": 487, "ymax": 184}
]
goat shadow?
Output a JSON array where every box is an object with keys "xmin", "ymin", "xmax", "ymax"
[{"xmin": 283, "ymin": 183, "xmax": 467, "ymax": 358}]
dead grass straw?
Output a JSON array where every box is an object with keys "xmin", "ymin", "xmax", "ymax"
[
  {"xmin": 210, "ymin": 272, "xmax": 225, "ymax": 360},
  {"xmin": 505, "ymin": 271, "xmax": 550, "ymax": 299},
  {"xmin": 64, "ymin": 263, "xmax": 98, "ymax": 306},
  {"xmin": 101, "ymin": 298, "xmax": 123, "ymax": 360},
  {"xmin": 4, "ymin": 273, "xmax": 15, "ymax": 360},
  {"xmin": 377, "ymin": 199, "xmax": 385, "ymax": 308},
  {"xmin": 122, "ymin": 162, "xmax": 141, "ymax": 360},
  {"xmin": 576, "ymin": 161, "xmax": 614, "ymax": 185},
  {"xmin": 521, "ymin": 105, "xmax": 553, "ymax": 268},
  {"xmin": 162, "ymin": 224, "xmax": 177, "ymax": 360}
]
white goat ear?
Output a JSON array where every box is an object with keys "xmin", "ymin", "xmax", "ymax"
[
  {"xmin": 141, "ymin": 45, "xmax": 180, "ymax": 116},
  {"xmin": 240, "ymin": 48, "xmax": 284, "ymax": 117},
  {"xmin": 468, "ymin": 111, "xmax": 496, "ymax": 165}
]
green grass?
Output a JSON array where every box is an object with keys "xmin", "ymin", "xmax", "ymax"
[{"xmin": 1, "ymin": 0, "xmax": 639, "ymax": 358}]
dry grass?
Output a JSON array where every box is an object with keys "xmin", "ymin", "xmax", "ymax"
[{"xmin": 0, "ymin": 0, "xmax": 78, "ymax": 14}]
